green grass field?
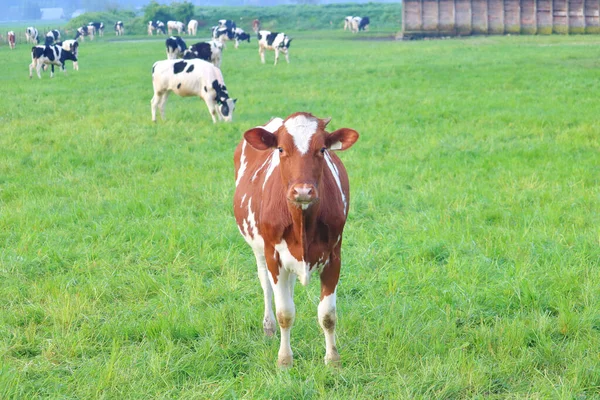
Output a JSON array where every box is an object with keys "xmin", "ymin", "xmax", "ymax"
[{"xmin": 1, "ymin": 30, "xmax": 599, "ymax": 398}]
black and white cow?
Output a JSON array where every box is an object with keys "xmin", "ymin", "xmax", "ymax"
[
  {"xmin": 115, "ymin": 21, "xmax": 124, "ymax": 36},
  {"xmin": 218, "ymin": 19, "xmax": 236, "ymax": 30},
  {"xmin": 26, "ymin": 27, "xmax": 39, "ymax": 44},
  {"xmin": 148, "ymin": 21, "xmax": 166, "ymax": 35},
  {"xmin": 151, "ymin": 59, "xmax": 236, "ymax": 123},
  {"xmin": 45, "ymin": 29, "xmax": 60, "ymax": 45},
  {"xmin": 75, "ymin": 26, "xmax": 93, "ymax": 41},
  {"xmin": 166, "ymin": 36, "xmax": 187, "ymax": 59},
  {"xmin": 351, "ymin": 16, "xmax": 370, "ymax": 33},
  {"xmin": 233, "ymin": 28, "xmax": 251, "ymax": 48},
  {"xmin": 89, "ymin": 22, "xmax": 104, "ymax": 37},
  {"xmin": 258, "ymin": 30, "xmax": 292, "ymax": 65},
  {"xmin": 183, "ymin": 40, "xmax": 223, "ymax": 68},
  {"xmin": 29, "ymin": 45, "xmax": 78, "ymax": 79},
  {"xmin": 56, "ymin": 39, "xmax": 79, "ymax": 70}
]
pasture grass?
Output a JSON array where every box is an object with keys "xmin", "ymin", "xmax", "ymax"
[{"xmin": 1, "ymin": 31, "xmax": 599, "ymax": 398}]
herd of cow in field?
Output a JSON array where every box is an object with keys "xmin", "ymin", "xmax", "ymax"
[{"xmin": 6, "ymin": 12, "xmax": 371, "ymax": 368}]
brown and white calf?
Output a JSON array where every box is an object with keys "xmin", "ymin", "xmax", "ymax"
[
  {"xmin": 8, "ymin": 31, "xmax": 15, "ymax": 49},
  {"xmin": 233, "ymin": 112, "xmax": 359, "ymax": 367}
]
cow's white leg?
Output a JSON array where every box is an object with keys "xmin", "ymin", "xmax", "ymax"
[
  {"xmin": 235, "ymin": 39, "xmax": 239, "ymax": 49},
  {"xmin": 274, "ymin": 48, "xmax": 279, "ymax": 65},
  {"xmin": 29, "ymin": 60, "xmax": 36, "ymax": 79},
  {"xmin": 203, "ymin": 96, "xmax": 218, "ymax": 124},
  {"xmin": 271, "ymin": 267, "xmax": 295, "ymax": 368},
  {"xmin": 318, "ymin": 289, "xmax": 339, "ymax": 365},
  {"xmin": 319, "ymin": 247, "xmax": 341, "ymax": 365},
  {"xmin": 259, "ymin": 46, "xmax": 265, "ymax": 64},
  {"xmin": 254, "ymin": 250, "xmax": 276, "ymax": 336},
  {"xmin": 35, "ymin": 61, "xmax": 43, "ymax": 79},
  {"xmin": 285, "ymin": 52, "xmax": 290, "ymax": 64}
]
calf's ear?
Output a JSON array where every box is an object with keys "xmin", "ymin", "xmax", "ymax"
[
  {"xmin": 244, "ymin": 128, "xmax": 277, "ymax": 150},
  {"xmin": 325, "ymin": 128, "xmax": 359, "ymax": 151}
]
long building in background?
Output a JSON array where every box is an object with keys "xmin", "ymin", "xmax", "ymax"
[{"xmin": 402, "ymin": 0, "xmax": 600, "ymax": 38}]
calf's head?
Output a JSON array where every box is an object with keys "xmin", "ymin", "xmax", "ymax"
[{"xmin": 243, "ymin": 113, "xmax": 358, "ymax": 209}]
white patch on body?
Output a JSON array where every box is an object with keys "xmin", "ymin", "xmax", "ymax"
[
  {"xmin": 236, "ymin": 140, "xmax": 247, "ymax": 187},
  {"xmin": 275, "ymin": 239, "xmax": 313, "ymax": 286},
  {"xmin": 324, "ymin": 152, "xmax": 347, "ymax": 215},
  {"xmin": 242, "ymin": 198, "xmax": 265, "ymax": 252},
  {"xmin": 284, "ymin": 115, "xmax": 318, "ymax": 155},
  {"xmin": 262, "ymin": 151, "xmax": 280, "ymax": 190}
]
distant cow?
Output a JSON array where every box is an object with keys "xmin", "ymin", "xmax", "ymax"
[
  {"xmin": 166, "ymin": 36, "xmax": 187, "ymax": 59},
  {"xmin": 188, "ymin": 19, "xmax": 198, "ymax": 36},
  {"xmin": 115, "ymin": 21, "xmax": 124, "ymax": 36},
  {"xmin": 167, "ymin": 21, "xmax": 185, "ymax": 35},
  {"xmin": 252, "ymin": 19, "xmax": 260, "ymax": 33},
  {"xmin": 351, "ymin": 16, "xmax": 370, "ymax": 33},
  {"xmin": 183, "ymin": 40, "xmax": 223, "ymax": 68},
  {"xmin": 148, "ymin": 21, "xmax": 166, "ymax": 35},
  {"xmin": 8, "ymin": 31, "xmax": 15, "ymax": 49},
  {"xmin": 45, "ymin": 29, "xmax": 60, "ymax": 45},
  {"xmin": 29, "ymin": 44, "xmax": 78, "ymax": 79},
  {"xmin": 151, "ymin": 59, "xmax": 236, "ymax": 123},
  {"xmin": 258, "ymin": 30, "xmax": 292, "ymax": 65},
  {"xmin": 344, "ymin": 16, "xmax": 353, "ymax": 31},
  {"xmin": 75, "ymin": 26, "xmax": 89, "ymax": 41},
  {"xmin": 233, "ymin": 112, "xmax": 359, "ymax": 367},
  {"xmin": 26, "ymin": 27, "xmax": 39, "ymax": 44},
  {"xmin": 218, "ymin": 19, "xmax": 236, "ymax": 30},
  {"xmin": 89, "ymin": 22, "xmax": 104, "ymax": 36}
]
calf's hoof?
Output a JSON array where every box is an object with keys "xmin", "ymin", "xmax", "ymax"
[
  {"xmin": 325, "ymin": 353, "xmax": 341, "ymax": 368},
  {"xmin": 263, "ymin": 320, "xmax": 276, "ymax": 337}
]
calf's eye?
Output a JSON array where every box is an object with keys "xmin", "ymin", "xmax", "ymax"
[
  {"xmin": 278, "ymin": 147, "xmax": 283, "ymax": 153},
  {"xmin": 320, "ymin": 147, "xmax": 326, "ymax": 154}
]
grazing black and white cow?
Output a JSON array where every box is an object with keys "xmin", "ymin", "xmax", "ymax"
[
  {"xmin": 115, "ymin": 21, "xmax": 124, "ymax": 36},
  {"xmin": 233, "ymin": 28, "xmax": 251, "ymax": 48},
  {"xmin": 29, "ymin": 45, "xmax": 78, "ymax": 79},
  {"xmin": 351, "ymin": 16, "xmax": 370, "ymax": 33},
  {"xmin": 8, "ymin": 31, "xmax": 15, "ymax": 49},
  {"xmin": 26, "ymin": 27, "xmax": 39, "ymax": 44},
  {"xmin": 258, "ymin": 30, "xmax": 292, "ymax": 65},
  {"xmin": 148, "ymin": 21, "xmax": 166, "ymax": 35},
  {"xmin": 167, "ymin": 21, "xmax": 185, "ymax": 35},
  {"xmin": 166, "ymin": 36, "xmax": 187, "ymax": 59},
  {"xmin": 56, "ymin": 40, "xmax": 79, "ymax": 70},
  {"xmin": 183, "ymin": 40, "xmax": 223, "ymax": 68},
  {"xmin": 45, "ymin": 29, "xmax": 60, "ymax": 45},
  {"xmin": 212, "ymin": 25, "xmax": 234, "ymax": 43},
  {"xmin": 89, "ymin": 22, "xmax": 104, "ymax": 37},
  {"xmin": 151, "ymin": 59, "xmax": 236, "ymax": 123},
  {"xmin": 75, "ymin": 26, "xmax": 93, "ymax": 41},
  {"xmin": 218, "ymin": 19, "xmax": 236, "ymax": 30}
]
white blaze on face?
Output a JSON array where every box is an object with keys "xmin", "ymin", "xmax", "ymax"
[
  {"xmin": 324, "ymin": 152, "xmax": 347, "ymax": 215},
  {"xmin": 275, "ymin": 239, "xmax": 313, "ymax": 286},
  {"xmin": 284, "ymin": 115, "xmax": 318, "ymax": 155}
]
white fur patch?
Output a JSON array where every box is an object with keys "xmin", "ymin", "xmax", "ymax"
[
  {"xmin": 242, "ymin": 198, "xmax": 265, "ymax": 252},
  {"xmin": 275, "ymin": 239, "xmax": 313, "ymax": 286},
  {"xmin": 263, "ymin": 150, "xmax": 280, "ymax": 190},
  {"xmin": 263, "ymin": 117, "xmax": 284, "ymax": 133},
  {"xmin": 236, "ymin": 140, "xmax": 248, "ymax": 187},
  {"xmin": 284, "ymin": 115, "xmax": 318, "ymax": 155},
  {"xmin": 324, "ymin": 152, "xmax": 347, "ymax": 215}
]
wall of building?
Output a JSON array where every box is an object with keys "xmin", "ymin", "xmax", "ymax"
[{"xmin": 402, "ymin": 0, "xmax": 600, "ymax": 38}]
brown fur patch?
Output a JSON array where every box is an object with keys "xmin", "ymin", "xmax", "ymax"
[
  {"xmin": 322, "ymin": 314, "xmax": 336, "ymax": 331},
  {"xmin": 277, "ymin": 312, "xmax": 293, "ymax": 329}
]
